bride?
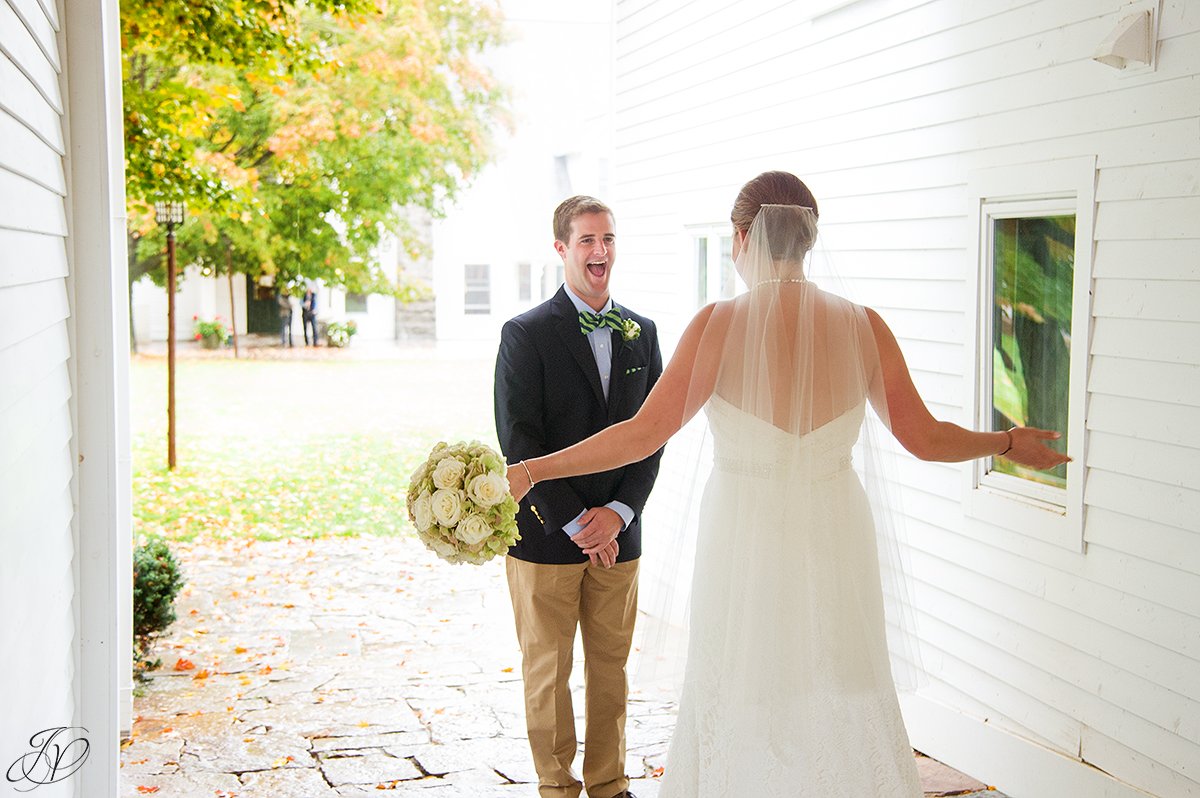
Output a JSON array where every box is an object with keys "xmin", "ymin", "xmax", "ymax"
[{"xmin": 506, "ymin": 171, "xmax": 1068, "ymax": 796}]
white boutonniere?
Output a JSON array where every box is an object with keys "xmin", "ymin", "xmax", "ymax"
[{"xmin": 621, "ymin": 318, "xmax": 641, "ymax": 342}]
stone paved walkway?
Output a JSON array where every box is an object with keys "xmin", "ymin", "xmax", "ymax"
[{"xmin": 120, "ymin": 535, "xmax": 1002, "ymax": 797}]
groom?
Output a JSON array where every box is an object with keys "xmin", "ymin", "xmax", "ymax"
[{"xmin": 494, "ymin": 196, "xmax": 663, "ymax": 798}]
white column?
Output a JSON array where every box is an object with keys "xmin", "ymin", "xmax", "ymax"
[{"xmin": 62, "ymin": 0, "xmax": 131, "ymax": 795}]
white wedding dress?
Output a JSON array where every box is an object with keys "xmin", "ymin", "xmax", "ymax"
[{"xmin": 657, "ymin": 394, "xmax": 923, "ymax": 797}]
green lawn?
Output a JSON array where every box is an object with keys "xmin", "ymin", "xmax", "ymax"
[{"xmin": 131, "ymin": 351, "xmax": 497, "ymax": 542}]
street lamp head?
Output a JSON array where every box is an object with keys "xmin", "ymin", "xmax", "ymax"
[{"xmin": 154, "ymin": 201, "xmax": 187, "ymax": 226}]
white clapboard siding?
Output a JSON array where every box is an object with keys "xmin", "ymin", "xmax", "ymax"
[
  {"xmin": 0, "ymin": 105, "xmax": 64, "ymax": 192},
  {"xmin": 1090, "ymin": 355, "xmax": 1200, "ymax": 407},
  {"xmin": 1091, "ymin": 318, "xmax": 1200, "ymax": 365},
  {"xmin": 0, "ymin": 168, "xmax": 67, "ymax": 236},
  {"xmin": 0, "ymin": 0, "xmax": 75, "ymax": 787},
  {"xmin": 0, "ymin": 0, "xmax": 60, "ymax": 112},
  {"xmin": 1087, "ymin": 393, "xmax": 1200, "ymax": 453},
  {"xmin": 617, "ymin": 0, "xmax": 1200, "ymax": 794},
  {"xmin": 0, "ymin": 227, "xmax": 68, "ymax": 288},
  {"xmin": 6, "ymin": 0, "xmax": 58, "ymax": 70},
  {"xmin": 1093, "ymin": 239, "xmax": 1200, "ymax": 281},
  {"xmin": 0, "ymin": 47, "xmax": 61, "ymax": 151},
  {"xmin": 1096, "ymin": 158, "xmax": 1200, "ymax": 202},
  {"xmin": 1093, "ymin": 280, "xmax": 1200, "ymax": 322}
]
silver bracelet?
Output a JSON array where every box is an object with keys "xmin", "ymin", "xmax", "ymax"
[
  {"xmin": 519, "ymin": 460, "xmax": 536, "ymax": 487},
  {"xmin": 999, "ymin": 429, "xmax": 1014, "ymax": 456}
]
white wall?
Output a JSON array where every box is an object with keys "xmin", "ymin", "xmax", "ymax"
[
  {"xmin": 131, "ymin": 267, "xmax": 247, "ymax": 343},
  {"xmin": 614, "ymin": 1, "xmax": 1200, "ymax": 796},
  {"xmin": 131, "ymin": 265, "xmax": 403, "ymax": 345},
  {"xmin": 431, "ymin": 0, "xmax": 614, "ymax": 342},
  {"xmin": 0, "ymin": 0, "xmax": 79, "ymax": 792}
]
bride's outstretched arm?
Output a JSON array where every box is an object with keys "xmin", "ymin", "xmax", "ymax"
[
  {"xmin": 866, "ymin": 307, "xmax": 1069, "ymax": 469},
  {"xmin": 507, "ymin": 304, "xmax": 721, "ymax": 502}
]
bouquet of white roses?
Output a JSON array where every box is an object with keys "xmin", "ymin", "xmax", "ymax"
[{"xmin": 406, "ymin": 441, "xmax": 521, "ymax": 565}]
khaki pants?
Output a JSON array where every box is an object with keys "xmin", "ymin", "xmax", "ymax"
[{"xmin": 506, "ymin": 556, "xmax": 639, "ymax": 798}]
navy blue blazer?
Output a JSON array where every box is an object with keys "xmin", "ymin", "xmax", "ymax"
[{"xmin": 494, "ymin": 286, "xmax": 664, "ymax": 564}]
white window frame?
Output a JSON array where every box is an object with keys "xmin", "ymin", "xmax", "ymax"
[
  {"xmin": 517, "ymin": 261, "xmax": 532, "ymax": 303},
  {"xmin": 964, "ymin": 157, "xmax": 1096, "ymax": 553},
  {"xmin": 463, "ymin": 263, "xmax": 491, "ymax": 315},
  {"xmin": 687, "ymin": 224, "xmax": 741, "ymax": 308}
]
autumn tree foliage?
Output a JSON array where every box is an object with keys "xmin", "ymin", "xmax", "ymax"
[{"xmin": 123, "ymin": 0, "xmax": 507, "ymax": 293}]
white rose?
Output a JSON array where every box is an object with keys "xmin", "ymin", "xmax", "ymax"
[
  {"xmin": 432, "ymin": 539, "xmax": 458, "ymax": 559},
  {"xmin": 432, "ymin": 457, "xmax": 467, "ymax": 490},
  {"xmin": 412, "ymin": 492, "xmax": 434, "ymax": 532},
  {"xmin": 430, "ymin": 488, "xmax": 464, "ymax": 527},
  {"xmin": 456, "ymin": 513, "xmax": 493, "ymax": 546},
  {"xmin": 468, "ymin": 472, "xmax": 509, "ymax": 508}
]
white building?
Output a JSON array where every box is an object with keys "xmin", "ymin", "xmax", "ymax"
[
  {"xmin": 430, "ymin": 0, "xmax": 614, "ymax": 342},
  {"xmin": 129, "ymin": 230, "xmax": 405, "ymax": 346},
  {"xmin": 612, "ymin": 1, "xmax": 1200, "ymax": 796}
]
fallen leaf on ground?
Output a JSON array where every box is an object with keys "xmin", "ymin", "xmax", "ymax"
[{"xmin": 173, "ymin": 658, "xmax": 196, "ymax": 671}]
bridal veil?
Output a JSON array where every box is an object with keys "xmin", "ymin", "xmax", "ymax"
[{"xmin": 635, "ymin": 203, "xmax": 924, "ymax": 699}]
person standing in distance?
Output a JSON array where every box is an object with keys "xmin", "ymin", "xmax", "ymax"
[
  {"xmin": 494, "ymin": 195, "xmax": 664, "ymax": 798},
  {"xmin": 301, "ymin": 284, "xmax": 319, "ymax": 346}
]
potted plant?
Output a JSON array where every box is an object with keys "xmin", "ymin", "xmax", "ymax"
[{"xmin": 192, "ymin": 316, "xmax": 230, "ymax": 350}]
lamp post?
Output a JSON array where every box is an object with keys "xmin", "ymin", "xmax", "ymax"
[{"xmin": 155, "ymin": 201, "xmax": 186, "ymax": 470}]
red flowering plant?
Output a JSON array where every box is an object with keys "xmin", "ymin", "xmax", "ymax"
[{"xmin": 192, "ymin": 316, "xmax": 230, "ymax": 347}]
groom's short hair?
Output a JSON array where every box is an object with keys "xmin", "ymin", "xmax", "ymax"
[{"xmin": 553, "ymin": 195, "xmax": 613, "ymax": 245}]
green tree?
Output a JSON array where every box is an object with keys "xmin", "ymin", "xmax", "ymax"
[{"xmin": 123, "ymin": 0, "xmax": 507, "ymax": 296}]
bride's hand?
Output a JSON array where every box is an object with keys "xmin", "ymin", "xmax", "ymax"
[
  {"xmin": 1003, "ymin": 427, "xmax": 1071, "ymax": 470},
  {"xmin": 507, "ymin": 462, "xmax": 532, "ymax": 503}
]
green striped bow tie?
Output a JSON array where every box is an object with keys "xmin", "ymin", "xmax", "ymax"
[{"xmin": 578, "ymin": 307, "xmax": 624, "ymax": 335}]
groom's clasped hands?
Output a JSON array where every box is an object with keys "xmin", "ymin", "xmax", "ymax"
[
  {"xmin": 571, "ymin": 506, "xmax": 623, "ymax": 569},
  {"xmin": 505, "ymin": 461, "xmax": 622, "ymax": 568}
]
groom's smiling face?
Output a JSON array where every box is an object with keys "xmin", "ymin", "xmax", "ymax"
[{"xmin": 556, "ymin": 211, "xmax": 616, "ymax": 311}]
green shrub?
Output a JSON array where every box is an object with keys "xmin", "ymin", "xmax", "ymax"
[
  {"xmin": 132, "ymin": 538, "xmax": 185, "ymax": 672},
  {"xmin": 325, "ymin": 320, "xmax": 358, "ymax": 347}
]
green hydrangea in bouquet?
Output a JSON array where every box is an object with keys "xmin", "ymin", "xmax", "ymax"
[{"xmin": 406, "ymin": 441, "xmax": 520, "ymax": 564}]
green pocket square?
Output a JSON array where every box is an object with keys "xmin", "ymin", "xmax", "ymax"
[{"xmin": 625, "ymin": 366, "xmax": 646, "ymax": 375}]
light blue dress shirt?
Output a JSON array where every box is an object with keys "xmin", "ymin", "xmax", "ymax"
[{"xmin": 560, "ymin": 284, "xmax": 635, "ymax": 538}]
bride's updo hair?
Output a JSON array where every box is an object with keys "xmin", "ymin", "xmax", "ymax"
[{"xmin": 731, "ymin": 171, "xmax": 819, "ymax": 233}]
